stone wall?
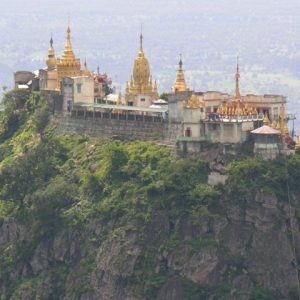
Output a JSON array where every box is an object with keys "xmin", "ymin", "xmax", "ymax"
[{"xmin": 53, "ymin": 116, "xmax": 181, "ymax": 150}]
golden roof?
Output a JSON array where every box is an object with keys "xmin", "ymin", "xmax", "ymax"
[
  {"xmin": 172, "ymin": 54, "xmax": 188, "ymax": 93},
  {"xmin": 217, "ymin": 99, "xmax": 257, "ymax": 116},
  {"xmin": 184, "ymin": 94, "xmax": 205, "ymax": 108}
]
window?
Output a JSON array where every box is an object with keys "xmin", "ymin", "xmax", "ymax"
[
  {"xmin": 77, "ymin": 83, "xmax": 82, "ymax": 93},
  {"xmin": 185, "ymin": 127, "xmax": 192, "ymax": 137},
  {"xmin": 141, "ymin": 98, "xmax": 145, "ymax": 102}
]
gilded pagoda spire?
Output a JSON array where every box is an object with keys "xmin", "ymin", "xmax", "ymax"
[
  {"xmin": 172, "ymin": 54, "xmax": 188, "ymax": 93},
  {"xmin": 125, "ymin": 30, "xmax": 159, "ymax": 105},
  {"xmin": 57, "ymin": 25, "xmax": 81, "ymax": 80},
  {"xmin": 46, "ymin": 34, "xmax": 57, "ymax": 70},
  {"xmin": 61, "ymin": 26, "xmax": 76, "ymax": 61},
  {"xmin": 139, "ymin": 31, "xmax": 143, "ymax": 53},
  {"xmin": 234, "ymin": 56, "xmax": 241, "ymax": 99},
  {"xmin": 132, "ymin": 31, "xmax": 151, "ymax": 91}
]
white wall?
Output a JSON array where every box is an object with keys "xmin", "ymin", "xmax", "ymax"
[{"xmin": 73, "ymin": 76, "xmax": 95, "ymax": 105}]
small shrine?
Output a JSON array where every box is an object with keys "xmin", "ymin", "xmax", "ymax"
[{"xmin": 251, "ymin": 124, "xmax": 281, "ymax": 160}]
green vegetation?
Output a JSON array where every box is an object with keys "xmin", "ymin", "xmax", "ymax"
[{"xmin": 0, "ymin": 90, "xmax": 299, "ymax": 299}]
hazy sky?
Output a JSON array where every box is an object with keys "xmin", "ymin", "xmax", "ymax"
[{"xmin": 0, "ymin": 0, "xmax": 300, "ymax": 128}]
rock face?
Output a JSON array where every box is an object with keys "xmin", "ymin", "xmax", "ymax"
[{"xmin": 0, "ymin": 192, "xmax": 299, "ymax": 299}]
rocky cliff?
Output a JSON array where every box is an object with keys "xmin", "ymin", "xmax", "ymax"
[{"xmin": 1, "ymin": 189, "xmax": 300, "ymax": 299}]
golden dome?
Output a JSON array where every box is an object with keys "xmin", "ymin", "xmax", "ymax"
[
  {"xmin": 217, "ymin": 98, "xmax": 257, "ymax": 117},
  {"xmin": 46, "ymin": 36, "xmax": 57, "ymax": 70},
  {"xmin": 132, "ymin": 33, "xmax": 150, "ymax": 87}
]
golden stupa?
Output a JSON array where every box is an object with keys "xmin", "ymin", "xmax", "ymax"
[
  {"xmin": 125, "ymin": 32, "xmax": 158, "ymax": 104},
  {"xmin": 57, "ymin": 26, "xmax": 81, "ymax": 80},
  {"xmin": 46, "ymin": 35, "xmax": 57, "ymax": 70},
  {"xmin": 172, "ymin": 54, "xmax": 189, "ymax": 93}
]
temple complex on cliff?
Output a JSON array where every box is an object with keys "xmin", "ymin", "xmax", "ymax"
[{"xmin": 12, "ymin": 25, "xmax": 297, "ymax": 157}]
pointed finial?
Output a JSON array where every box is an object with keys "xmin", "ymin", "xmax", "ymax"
[
  {"xmin": 140, "ymin": 23, "xmax": 143, "ymax": 52},
  {"xmin": 67, "ymin": 17, "xmax": 71, "ymax": 36},
  {"xmin": 179, "ymin": 53, "xmax": 183, "ymax": 69},
  {"xmin": 50, "ymin": 33, "xmax": 53, "ymax": 47},
  {"xmin": 234, "ymin": 55, "xmax": 241, "ymax": 99},
  {"xmin": 84, "ymin": 58, "xmax": 87, "ymax": 67}
]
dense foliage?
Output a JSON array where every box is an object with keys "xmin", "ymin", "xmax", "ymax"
[{"xmin": 0, "ymin": 90, "xmax": 299, "ymax": 299}]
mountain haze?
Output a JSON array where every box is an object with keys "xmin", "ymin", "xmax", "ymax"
[{"xmin": 0, "ymin": 0, "xmax": 300, "ymax": 127}]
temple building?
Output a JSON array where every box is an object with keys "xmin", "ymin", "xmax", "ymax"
[
  {"xmin": 125, "ymin": 33, "xmax": 158, "ymax": 107},
  {"xmin": 177, "ymin": 58, "xmax": 262, "ymax": 146},
  {"xmin": 57, "ymin": 26, "xmax": 81, "ymax": 80},
  {"xmin": 39, "ymin": 26, "xmax": 82, "ymax": 92},
  {"xmin": 172, "ymin": 55, "xmax": 189, "ymax": 93}
]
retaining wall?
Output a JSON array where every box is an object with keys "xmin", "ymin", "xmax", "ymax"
[{"xmin": 53, "ymin": 116, "xmax": 181, "ymax": 148}]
